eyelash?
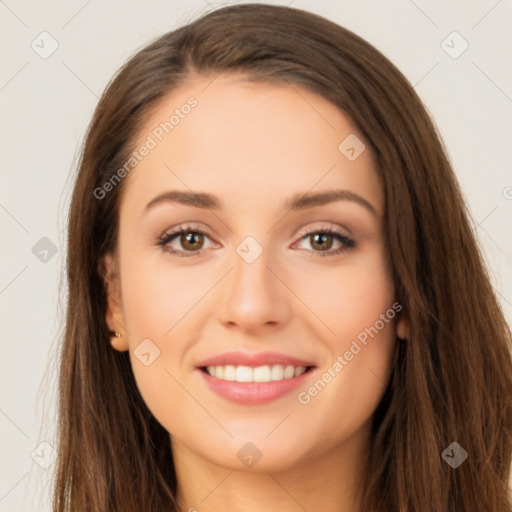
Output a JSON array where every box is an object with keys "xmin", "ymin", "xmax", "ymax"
[{"xmin": 155, "ymin": 223, "xmax": 356, "ymax": 258}]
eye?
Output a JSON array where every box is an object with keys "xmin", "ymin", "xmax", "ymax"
[
  {"xmin": 293, "ymin": 226, "xmax": 356, "ymax": 257},
  {"xmin": 156, "ymin": 224, "xmax": 216, "ymax": 257}
]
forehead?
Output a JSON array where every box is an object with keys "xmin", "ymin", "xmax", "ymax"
[{"xmin": 121, "ymin": 74, "xmax": 382, "ymax": 217}]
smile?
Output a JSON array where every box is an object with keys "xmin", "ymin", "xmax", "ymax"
[{"xmin": 202, "ymin": 364, "xmax": 309, "ymax": 382}]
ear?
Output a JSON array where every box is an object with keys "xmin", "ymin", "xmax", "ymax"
[{"xmin": 98, "ymin": 252, "xmax": 129, "ymax": 352}]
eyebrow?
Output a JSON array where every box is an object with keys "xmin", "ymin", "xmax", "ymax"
[{"xmin": 144, "ymin": 189, "xmax": 378, "ymax": 216}]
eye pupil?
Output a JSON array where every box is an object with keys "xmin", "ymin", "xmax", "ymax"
[
  {"xmin": 311, "ymin": 233, "xmax": 333, "ymax": 251},
  {"xmin": 182, "ymin": 232, "xmax": 203, "ymax": 250}
]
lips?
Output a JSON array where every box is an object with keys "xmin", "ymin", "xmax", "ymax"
[{"xmin": 195, "ymin": 350, "xmax": 317, "ymax": 405}]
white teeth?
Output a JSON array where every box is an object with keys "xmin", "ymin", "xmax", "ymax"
[
  {"xmin": 294, "ymin": 366, "xmax": 306, "ymax": 377},
  {"xmin": 204, "ymin": 364, "xmax": 308, "ymax": 383},
  {"xmin": 284, "ymin": 365, "xmax": 295, "ymax": 379},
  {"xmin": 223, "ymin": 365, "xmax": 236, "ymax": 381},
  {"xmin": 253, "ymin": 365, "xmax": 271, "ymax": 382},
  {"xmin": 236, "ymin": 366, "xmax": 253, "ymax": 382},
  {"xmin": 271, "ymin": 365, "xmax": 284, "ymax": 381}
]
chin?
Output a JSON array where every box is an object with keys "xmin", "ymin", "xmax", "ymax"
[{"xmin": 199, "ymin": 434, "xmax": 315, "ymax": 473}]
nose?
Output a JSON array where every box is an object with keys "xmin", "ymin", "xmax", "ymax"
[{"xmin": 216, "ymin": 246, "xmax": 291, "ymax": 335}]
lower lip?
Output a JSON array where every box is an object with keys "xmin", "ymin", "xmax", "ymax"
[{"xmin": 196, "ymin": 368, "xmax": 315, "ymax": 405}]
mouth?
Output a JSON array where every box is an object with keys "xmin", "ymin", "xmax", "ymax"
[
  {"xmin": 195, "ymin": 351, "xmax": 318, "ymax": 404},
  {"xmin": 198, "ymin": 364, "xmax": 316, "ymax": 383}
]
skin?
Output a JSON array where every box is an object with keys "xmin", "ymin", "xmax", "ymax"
[{"xmin": 103, "ymin": 74, "xmax": 408, "ymax": 512}]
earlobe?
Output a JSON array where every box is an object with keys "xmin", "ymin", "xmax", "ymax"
[
  {"xmin": 109, "ymin": 330, "xmax": 128, "ymax": 352},
  {"xmin": 98, "ymin": 252, "xmax": 129, "ymax": 352},
  {"xmin": 396, "ymin": 313, "xmax": 409, "ymax": 341}
]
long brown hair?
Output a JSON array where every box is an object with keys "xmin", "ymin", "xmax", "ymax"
[{"xmin": 54, "ymin": 4, "xmax": 512, "ymax": 510}]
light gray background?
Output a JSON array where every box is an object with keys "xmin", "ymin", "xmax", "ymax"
[{"xmin": 1, "ymin": 1, "xmax": 511, "ymax": 510}]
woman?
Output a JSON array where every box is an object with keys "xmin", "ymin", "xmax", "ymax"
[{"xmin": 54, "ymin": 3, "xmax": 512, "ymax": 511}]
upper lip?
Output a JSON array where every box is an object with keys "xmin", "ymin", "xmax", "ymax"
[{"xmin": 196, "ymin": 351, "xmax": 316, "ymax": 369}]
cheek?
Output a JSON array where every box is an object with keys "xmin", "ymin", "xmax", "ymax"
[
  {"xmin": 302, "ymin": 319, "xmax": 397, "ymax": 441},
  {"xmin": 118, "ymin": 249, "xmax": 218, "ymax": 428},
  {"xmin": 119, "ymin": 248, "xmax": 214, "ymax": 339},
  {"xmin": 296, "ymin": 249, "xmax": 396, "ymax": 345},
  {"xmin": 293, "ymin": 250, "xmax": 397, "ymax": 432}
]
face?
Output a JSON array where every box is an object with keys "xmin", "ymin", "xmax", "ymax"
[{"xmin": 103, "ymin": 74, "xmax": 406, "ymax": 472}]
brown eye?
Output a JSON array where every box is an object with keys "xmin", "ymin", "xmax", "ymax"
[
  {"xmin": 156, "ymin": 225, "xmax": 216, "ymax": 257},
  {"xmin": 294, "ymin": 228, "xmax": 356, "ymax": 257},
  {"xmin": 180, "ymin": 231, "xmax": 205, "ymax": 251},
  {"xmin": 309, "ymin": 233, "xmax": 334, "ymax": 251}
]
